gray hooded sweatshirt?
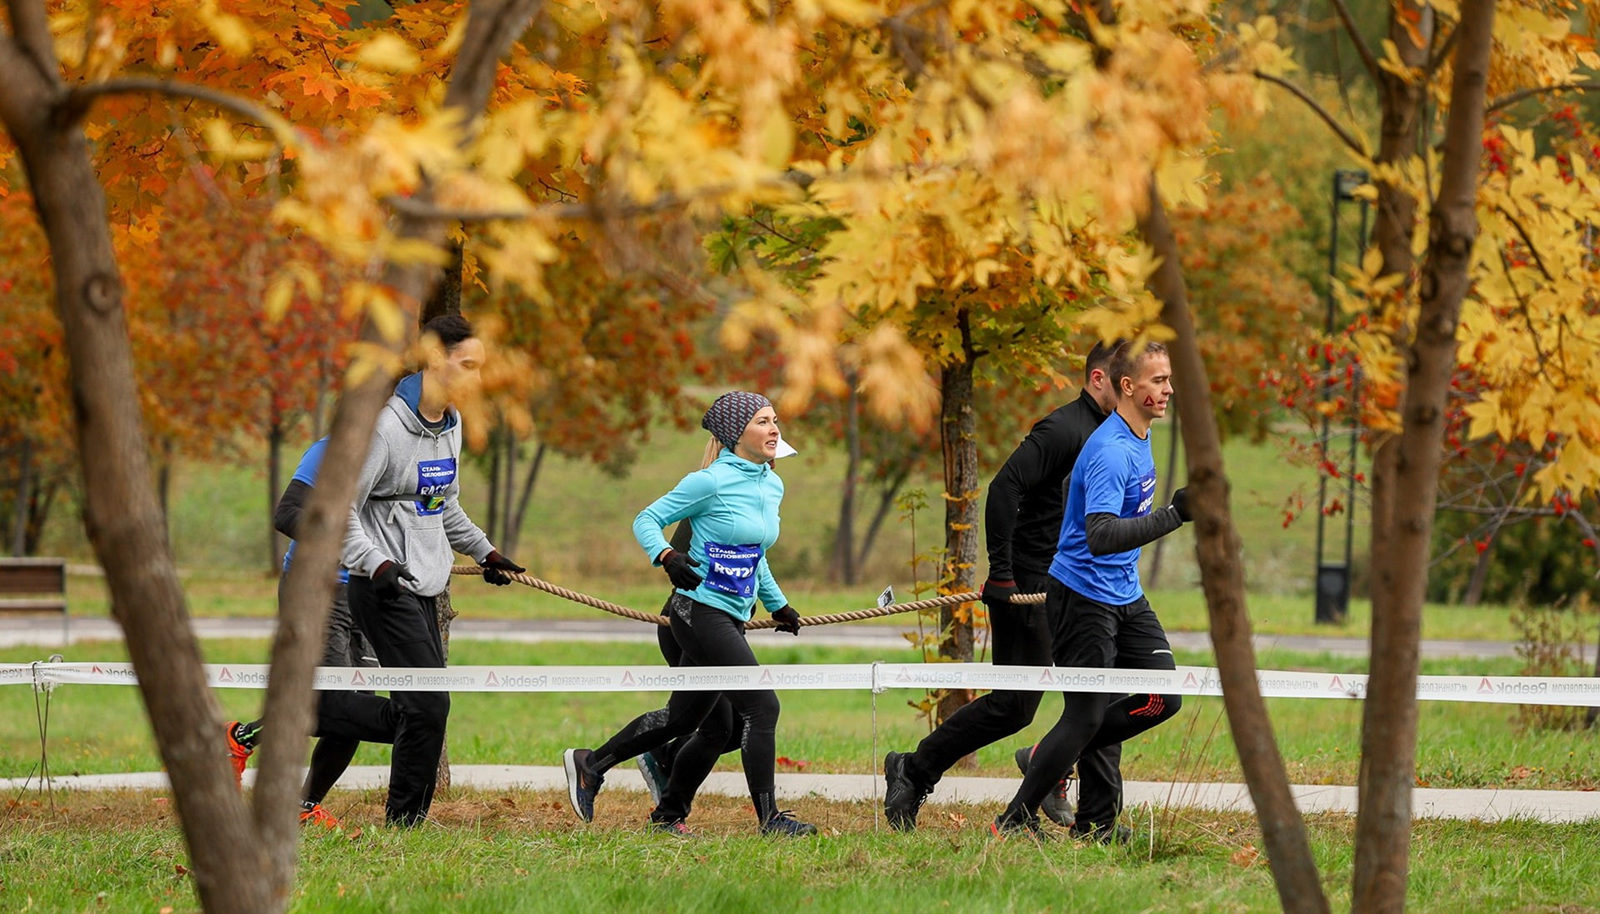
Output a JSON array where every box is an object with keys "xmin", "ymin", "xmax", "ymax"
[{"xmin": 342, "ymin": 372, "xmax": 495, "ymax": 597}]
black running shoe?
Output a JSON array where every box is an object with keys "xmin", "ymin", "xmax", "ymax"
[
  {"xmin": 883, "ymin": 751, "xmax": 932, "ymax": 831},
  {"xmin": 760, "ymin": 809, "xmax": 818, "ymax": 837},
  {"xmin": 989, "ymin": 813, "xmax": 1050, "ymax": 842},
  {"xmin": 647, "ymin": 818, "xmax": 694, "ymax": 839},
  {"xmin": 1013, "ymin": 745, "xmax": 1075, "ymax": 827},
  {"xmin": 1069, "ymin": 822, "xmax": 1134, "ymax": 845},
  {"xmin": 562, "ymin": 748, "xmax": 604, "ymax": 822}
]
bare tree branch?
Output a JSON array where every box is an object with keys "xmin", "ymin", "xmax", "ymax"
[
  {"xmin": 1328, "ymin": 0, "xmax": 1382, "ymax": 84},
  {"xmin": 1487, "ymin": 81, "xmax": 1600, "ymax": 115},
  {"xmin": 1254, "ymin": 70, "xmax": 1367, "ymax": 154},
  {"xmin": 59, "ymin": 76, "xmax": 283, "ymax": 131}
]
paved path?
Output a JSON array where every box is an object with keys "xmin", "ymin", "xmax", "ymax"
[
  {"xmin": 0, "ymin": 615, "xmax": 1546, "ymax": 659},
  {"xmin": 5, "ymin": 764, "xmax": 1598, "ymax": 824}
]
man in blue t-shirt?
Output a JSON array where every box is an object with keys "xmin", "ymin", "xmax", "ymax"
[{"xmin": 992, "ymin": 340, "xmax": 1191, "ymax": 841}]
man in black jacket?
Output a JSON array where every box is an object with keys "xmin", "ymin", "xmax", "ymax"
[{"xmin": 884, "ymin": 341, "xmax": 1125, "ymax": 834}]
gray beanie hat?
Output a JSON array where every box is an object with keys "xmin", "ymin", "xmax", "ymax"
[{"xmin": 702, "ymin": 391, "xmax": 772, "ymax": 451}]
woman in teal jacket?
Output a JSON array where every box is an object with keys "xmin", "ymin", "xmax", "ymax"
[{"xmin": 562, "ymin": 391, "xmax": 814, "ymax": 837}]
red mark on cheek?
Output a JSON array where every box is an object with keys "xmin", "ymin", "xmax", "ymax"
[{"xmin": 1144, "ymin": 395, "xmax": 1156, "ymax": 408}]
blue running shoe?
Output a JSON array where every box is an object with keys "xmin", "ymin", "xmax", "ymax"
[
  {"xmin": 637, "ymin": 750, "xmax": 669, "ymax": 806},
  {"xmin": 562, "ymin": 748, "xmax": 604, "ymax": 822}
]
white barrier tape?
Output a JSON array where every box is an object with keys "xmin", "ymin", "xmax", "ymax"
[{"xmin": 4, "ymin": 661, "xmax": 1600, "ymax": 706}]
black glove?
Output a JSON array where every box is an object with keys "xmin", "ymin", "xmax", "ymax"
[
  {"xmin": 372, "ymin": 560, "xmax": 416, "ymax": 600},
  {"xmin": 481, "ymin": 550, "xmax": 525, "ymax": 586},
  {"xmin": 771, "ymin": 605, "xmax": 802, "ymax": 635},
  {"xmin": 980, "ymin": 577, "xmax": 1019, "ymax": 610},
  {"xmin": 660, "ymin": 549, "xmax": 703, "ymax": 590},
  {"xmin": 1171, "ymin": 487, "xmax": 1192, "ymax": 523}
]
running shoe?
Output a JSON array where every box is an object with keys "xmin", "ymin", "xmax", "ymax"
[
  {"xmin": 562, "ymin": 748, "xmax": 604, "ymax": 822},
  {"xmin": 989, "ymin": 813, "xmax": 1050, "ymax": 842},
  {"xmin": 647, "ymin": 818, "xmax": 695, "ymax": 839},
  {"xmin": 299, "ymin": 803, "xmax": 341, "ymax": 828},
  {"xmin": 1013, "ymin": 745, "xmax": 1075, "ymax": 827},
  {"xmin": 637, "ymin": 750, "xmax": 669, "ymax": 806},
  {"xmin": 224, "ymin": 721, "xmax": 254, "ymax": 788},
  {"xmin": 760, "ymin": 809, "xmax": 818, "ymax": 837},
  {"xmin": 882, "ymin": 751, "xmax": 932, "ymax": 831}
]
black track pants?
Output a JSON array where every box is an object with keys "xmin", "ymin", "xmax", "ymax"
[{"xmin": 348, "ymin": 576, "xmax": 449, "ymax": 826}]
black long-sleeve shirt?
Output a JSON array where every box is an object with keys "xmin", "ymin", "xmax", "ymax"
[{"xmin": 984, "ymin": 389, "xmax": 1109, "ymax": 581}]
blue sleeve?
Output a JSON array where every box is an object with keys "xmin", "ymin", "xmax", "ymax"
[
  {"xmin": 1081, "ymin": 446, "xmax": 1131, "ymax": 517},
  {"xmin": 756, "ymin": 555, "xmax": 788, "ymax": 611},
  {"xmin": 632, "ymin": 470, "xmax": 719, "ymax": 564},
  {"xmin": 291, "ymin": 439, "xmax": 329, "ymax": 486}
]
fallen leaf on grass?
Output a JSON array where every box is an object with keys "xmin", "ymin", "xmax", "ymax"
[
  {"xmin": 1230, "ymin": 844, "xmax": 1260, "ymax": 868},
  {"xmin": 775, "ymin": 756, "xmax": 811, "ymax": 771},
  {"xmin": 345, "ymin": 827, "xmax": 363, "ymax": 841},
  {"xmin": 160, "ymin": 907, "xmax": 174, "ymax": 913},
  {"xmin": 944, "ymin": 812, "xmax": 967, "ymax": 827},
  {"xmin": 173, "ymin": 865, "xmax": 189, "ymax": 877},
  {"xmin": 1509, "ymin": 765, "xmax": 1532, "ymax": 781},
  {"xmin": 499, "ymin": 796, "xmax": 517, "ymax": 808}
]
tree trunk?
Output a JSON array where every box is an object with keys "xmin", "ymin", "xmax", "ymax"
[
  {"xmin": 936, "ymin": 309, "xmax": 979, "ymax": 731},
  {"xmin": 0, "ymin": 18, "xmax": 274, "ymax": 909},
  {"xmin": 500, "ymin": 432, "xmax": 515, "ymax": 550},
  {"xmin": 1352, "ymin": 2, "xmax": 1495, "ymax": 909},
  {"xmin": 267, "ymin": 419, "xmax": 283, "ymax": 575},
  {"xmin": 9, "ymin": 437, "xmax": 30, "ymax": 556},
  {"xmin": 1141, "ymin": 183, "xmax": 1331, "ymax": 914},
  {"xmin": 1461, "ymin": 529, "xmax": 1496, "ymax": 606},
  {"xmin": 1, "ymin": 2, "xmax": 540, "ymax": 910},
  {"xmin": 856, "ymin": 464, "xmax": 912, "ymax": 575},
  {"xmin": 485, "ymin": 426, "xmax": 502, "ymax": 544},
  {"xmin": 1364, "ymin": 0, "xmax": 1434, "ymax": 643},
  {"xmin": 1147, "ymin": 406, "xmax": 1180, "ymax": 588},
  {"xmin": 831, "ymin": 378, "xmax": 861, "ymax": 585},
  {"xmin": 504, "ymin": 441, "xmax": 546, "ymax": 558}
]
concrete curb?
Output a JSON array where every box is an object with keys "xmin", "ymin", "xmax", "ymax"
[{"xmin": 6, "ymin": 765, "xmax": 1598, "ymax": 824}]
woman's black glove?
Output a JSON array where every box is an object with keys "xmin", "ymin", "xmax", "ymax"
[
  {"xmin": 372, "ymin": 560, "xmax": 416, "ymax": 600},
  {"xmin": 771, "ymin": 605, "xmax": 802, "ymax": 635},
  {"xmin": 481, "ymin": 550, "xmax": 525, "ymax": 585},
  {"xmin": 660, "ymin": 549, "xmax": 703, "ymax": 590},
  {"xmin": 1170, "ymin": 487, "xmax": 1192, "ymax": 523}
]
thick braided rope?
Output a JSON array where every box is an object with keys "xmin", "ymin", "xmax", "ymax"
[{"xmin": 452, "ymin": 565, "xmax": 1045, "ymax": 627}]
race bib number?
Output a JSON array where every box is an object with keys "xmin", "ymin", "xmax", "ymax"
[
  {"xmin": 702, "ymin": 541, "xmax": 763, "ymax": 598},
  {"xmin": 416, "ymin": 458, "xmax": 457, "ymax": 516}
]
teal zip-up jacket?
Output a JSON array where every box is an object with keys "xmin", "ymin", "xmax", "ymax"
[{"xmin": 632, "ymin": 450, "xmax": 788, "ymax": 621}]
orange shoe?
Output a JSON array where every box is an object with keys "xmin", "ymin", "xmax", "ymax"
[
  {"xmin": 299, "ymin": 803, "xmax": 341, "ymax": 828},
  {"xmin": 224, "ymin": 721, "xmax": 254, "ymax": 787}
]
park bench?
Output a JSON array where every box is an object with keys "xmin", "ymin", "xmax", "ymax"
[{"xmin": 0, "ymin": 557, "xmax": 69, "ymax": 641}]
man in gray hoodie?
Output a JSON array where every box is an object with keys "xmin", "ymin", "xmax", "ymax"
[{"xmin": 343, "ymin": 313, "xmax": 524, "ymax": 826}]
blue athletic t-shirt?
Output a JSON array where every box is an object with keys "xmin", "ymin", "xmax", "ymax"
[
  {"xmin": 1049, "ymin": 413, "xmax": 1157, "ymax": 604},
  {"xmin": 281, "ymin": 438, "xmax": 349, "ymax": 583}
]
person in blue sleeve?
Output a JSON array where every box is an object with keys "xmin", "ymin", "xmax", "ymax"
[
  {"xmin": 992, "ymin": 340, "xmax": 1190, "ymax": 841},
  {"xmin": 561, "ymin": 391, "xmax": 815, "ymax": 837}
]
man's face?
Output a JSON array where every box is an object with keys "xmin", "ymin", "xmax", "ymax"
[
  {"xmin": 432, "ymin": 337, "xmax": 485, "ymax": 406},
  {"xmin": 1121, "ymin": 352, "xmax": 1173, "ymax": 421}
]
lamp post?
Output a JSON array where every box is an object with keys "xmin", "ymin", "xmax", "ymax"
[{"xmin": 1314, "ymin": 168, "xmax": 1369, "ymax": 625}]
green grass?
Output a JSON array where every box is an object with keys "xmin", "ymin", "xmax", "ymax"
[
  {"xmin": 3, "ymin": 639, "xmax": 1593, "ymax": 790},
  {"xmin": 2, "ymin": 791, "xmax": 1598, "ymax": 913},
  {"xmin": 41, "ymin": 418, "xmax": 1376, "ymax": 598}
]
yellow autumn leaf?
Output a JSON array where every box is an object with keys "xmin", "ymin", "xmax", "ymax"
[
  {"xmin": 357, "ymin": 34, "xmax": 423, "ymax": 75},
  {"xmin": 263, "ymin": 276, "xmax": 294, "ymax": 322},
  {"xmin": 198, "ymin": 1, "xmax": 253, "ymax": 55}
]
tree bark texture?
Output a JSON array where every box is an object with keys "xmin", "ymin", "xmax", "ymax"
[
  {"xmin": 831, "ymin": 379, "xmax": 861, "ymax": 585},
  {"xmin": 1352, "ymin": 0, "xmax": 1495, "ymax": 909},
  {"xmin": 1140, "ymin": 183, "xmax": 1331, "ymax": 914},
  {"xmin": 1, "ymin": 1, "xmax": 540, "ymax": 910},
  {"xmin": 1365, "ymin": 0, "xmax": 1434, "ymax": 636},
  {"xmin": 936, "ymin": 310, "xmax": 979, "ymax": 728}
]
